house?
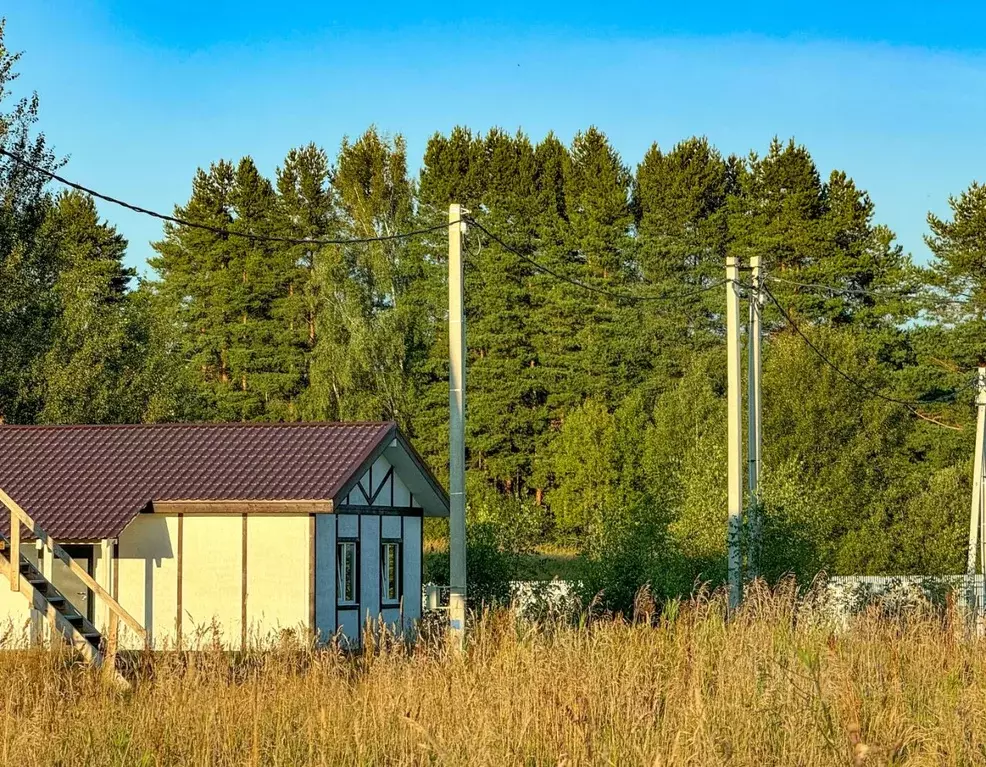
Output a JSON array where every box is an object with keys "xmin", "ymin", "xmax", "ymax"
[{"xmin": 0, "ymin": 421, "xmax": 448, "ymax": 659}]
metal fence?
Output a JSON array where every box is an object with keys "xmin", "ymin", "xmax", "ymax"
[
  {"xmin": 425, "ymin": 575, "xmax": 986, "ymax": 621},
  {"xmin": 823, "ymin": 574, "xmax": 986, "ymax": 617}
]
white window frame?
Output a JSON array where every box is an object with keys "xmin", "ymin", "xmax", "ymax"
[
  {"xmin": 337, "ymin": 540, "xmax": 358, "ymax": 605},
  {"xmin": 381, "ymin": 540, "xmax": 401, "ymax": 605}
]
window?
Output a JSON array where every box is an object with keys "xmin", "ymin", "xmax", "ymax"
[
  {"xmin": 381, "ymin": 541, "xmax": 401, "ymax": 604},
  {"xmin": 337, "ymin": 541, "xmax": 358, "ymax": 604}
]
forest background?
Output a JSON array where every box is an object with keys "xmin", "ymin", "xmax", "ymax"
[{"xmin": 3, "ymin": 20, "xmax": 985, "ymax": 611}]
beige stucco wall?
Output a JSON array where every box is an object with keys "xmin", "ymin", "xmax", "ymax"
[
  {"xmin": 0, "ymin": 546, "xmax": 39, "ymax": 648},
  {"xmin": 0, "ymin": 506, "xmax": 423, "ymax": 653},
  {"xmin": 245, "ymin": 515, "xmax": 310, "ymax": 645},
  {"xmin": 0, "ymin": 516, "xmax": 313, "ymax": 651},
  {"xmin": 181, "ymin": 515, "xmax": 242, "ymax": 647},
  {"xmin": 117, "ymin": 515, "xmax": 179, "ymax": 650},
  {"xmin": 115, "ymin": 513, "xmax": 314, "ymax": 650}
]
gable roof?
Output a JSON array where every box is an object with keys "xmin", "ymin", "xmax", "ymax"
[{"xmin": 0, "ymin": 422, "xmax": 448, "ymax": 540}]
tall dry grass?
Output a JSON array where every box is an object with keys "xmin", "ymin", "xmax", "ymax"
[{"xmin": 0, "ymin": 583, "xmax": 983, "ymax": 766}]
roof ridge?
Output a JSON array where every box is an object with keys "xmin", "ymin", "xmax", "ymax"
[{"xmin": 0, "ymin": 421, "xmax": 396, "ymax": 431}]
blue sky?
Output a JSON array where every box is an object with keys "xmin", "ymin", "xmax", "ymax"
[{"xmin": 5, "ymin": 2, "xmax": 986, "ymax": 273}]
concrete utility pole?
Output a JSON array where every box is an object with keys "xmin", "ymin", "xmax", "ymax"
[
  {"xmin": 448, "ymin": 203, "xmax": 467, "ymax": 646},
  {"xmin": 966, "ymin": 365, "xmax": 986, "ymax": 620},
  {"xmin": 746, "ymin": 255, "xmax": 763, "ymax": 580},
  {"xmin": 725, "ymin": 255, "xmax": 743, "ymax": 609}
]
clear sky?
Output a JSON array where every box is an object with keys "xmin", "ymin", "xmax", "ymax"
[{"xmin": 4, "ymin": 2, "xmax": 986, "ymax": 273}]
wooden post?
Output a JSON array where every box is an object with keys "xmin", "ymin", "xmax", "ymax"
[
  {"xmin": 176, "ymin": 513, "xmax": 184, "ymax": 650},
  {"xmin": 41, "ymin": 538, "xmax": 54, "ymax": 643},
  {"xmin": 101, "ymin": 539, "xmax": 118, "ymax": 665},
  {"xmin": 726, "ymin": 255, "xmax": 743, "ymax": 610},
  {"xmin": 309, "ymin": 514, "xmax": 317, "ymax": 643},
  {"xmin": 8, "ymin": 508, "xmax": 19, "ymax": 592},
  {"xmin": 241, "ymin": 513, "xmax": 248, "ymax": 652},
  {"xmin": 30, "ymin": 540, "xmax": 43, "ymax": 645}
]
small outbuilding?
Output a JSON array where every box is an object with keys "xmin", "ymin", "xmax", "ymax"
[{"xmin": 0, "ymin": 421, "xmax": 448, "ymax": 653}]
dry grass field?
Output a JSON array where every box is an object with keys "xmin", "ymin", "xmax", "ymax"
[{"xmin": 0, "ymin": 585, "xmax": 983, "ymax": 766}]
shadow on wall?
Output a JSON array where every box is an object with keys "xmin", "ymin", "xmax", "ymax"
[{"xmin": 118, "ymin": 516, "xmax": 174, "ymax": 647}]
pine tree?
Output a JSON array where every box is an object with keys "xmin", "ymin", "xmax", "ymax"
[
  {"xmin": 409, "ymin": 127, "xmax": 487, "ymax": 472},
  {"xmin": 275, "ymin": 143, "xmax": 340, "ymax": 418},
  {"xmin": 728, "ymin": 138, "xmax": 913, "ymax": 327},
  {"xmin": 925, "ymin": 181, "xmax": 986, "ymax": 367},
  {"xmin": 561, "ymin": 127, "xmax": 642, "ymax": 406},
  {"xmin": 813, "ymin": 170, "xmax": 913, "ymax": 328},
  {"xmin": 150, "ymin": 160, "xmax": 238, "ymax": 417},
  {"xmin": 634, "ymin": 137, "xmax": 731, "ymax": 282},
  {"xmin": 728, "ymin": 138, "xmax": 827, "ymax": 278},
  {"xmin": 36, "ymin": 191, "xmax": 144, "ymax": 423},
  {"xmin": 528, "ymin": 133, "xmax": 573, "ymax": 453},
  {"xmin": 467, "ymin": 128, "xmax": 540, "ymax": 493},
  {"xmin": 305, "ymin": 128, "xmax": 421, "ymax": 425},
  {"xmin": 412, "ymin": 128, "xmax": 547, "ymax": 494},
  {"xmin": 633, "ymin": 137, "xmax": 732, "ymax": 385},
  {"xmin": 0, "ymin": 20, "xmax": 60, "ymax": 423},
  {"xmin": 152, "ymin": 157, "xmax": 305, "ymax": 421},
  {"xmin": 227, "ymin": 156, "xmax": 299, "ymax": 420}
]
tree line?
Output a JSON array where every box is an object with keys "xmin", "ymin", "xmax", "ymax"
[{"xmin": 3, "ymin": 22, "xmax": 985, "ymax": 605}]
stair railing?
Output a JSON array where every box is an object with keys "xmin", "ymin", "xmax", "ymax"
[{"xmin": 0, "ymin": 488, "xmax": 147, "ymax": 649}]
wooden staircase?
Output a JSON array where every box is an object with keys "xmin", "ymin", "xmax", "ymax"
[
  {"xmin": 0, "ymin": 540, "xmax": 106, "ymax": 664},
  {"xmin": 0, "ymin": 489, "xmax": 147, "ymax": 678}
]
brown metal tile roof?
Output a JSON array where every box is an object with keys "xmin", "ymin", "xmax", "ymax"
[{"xmin": 0, "ymin": 422, "xmax": 397, "ymax": 540}]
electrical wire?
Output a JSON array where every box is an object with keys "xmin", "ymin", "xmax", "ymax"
[
  {"xmin": 766, "ymin": 274, "xmax": 973, "ymax": 307},
  {"xmin": 10, "ymin": 147, "xmax": 976, "ymax": 312},
  {"xmin": 464, "ymin": 216, "xmax": 726, "ymax": 304},
  {"xmin": 1, "ymin": 147, "xmax": 723, "ymax": 304},
  {"xmin": 762, "ymin": 285, "xmax": 975, "ymax": 414},
  {"xmin": 0, "ymin": 148, "xmax": 456, "ymax": 246}
]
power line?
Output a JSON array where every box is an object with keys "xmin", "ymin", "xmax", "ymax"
[
  {"xmin": 464, "ymin": 216, "xmax": 726, "ymax": 304},
  {"xmin": 762, "ymin": 285, "xmax": 974, "ymax": 417},
  {"xmin": 0, "ymin": 148, "xmax": 455, "ymax": 246},
  {"xmin": 766, "ymin": 274, "xmax": 973, "ymax": 307}
]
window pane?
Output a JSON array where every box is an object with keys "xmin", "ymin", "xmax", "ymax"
[
  {"xmin": 337, "ymin": 542, "xmax": 356, "ymax": 603},
  {"xmin": 382, "ymin": 542, "xmax": 400, "ymax": 602},
  {"xmin": 349, "ymin": 545, "xmax": 355, "ymax": 601},
  {"xmin": 336, "ymin": 545, "xmax": 344, "ymax": 599}
]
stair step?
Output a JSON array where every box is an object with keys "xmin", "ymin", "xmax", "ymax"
[{"xmin": 82, "ymin": 632, "xmax": 101, "ymax": 645}]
